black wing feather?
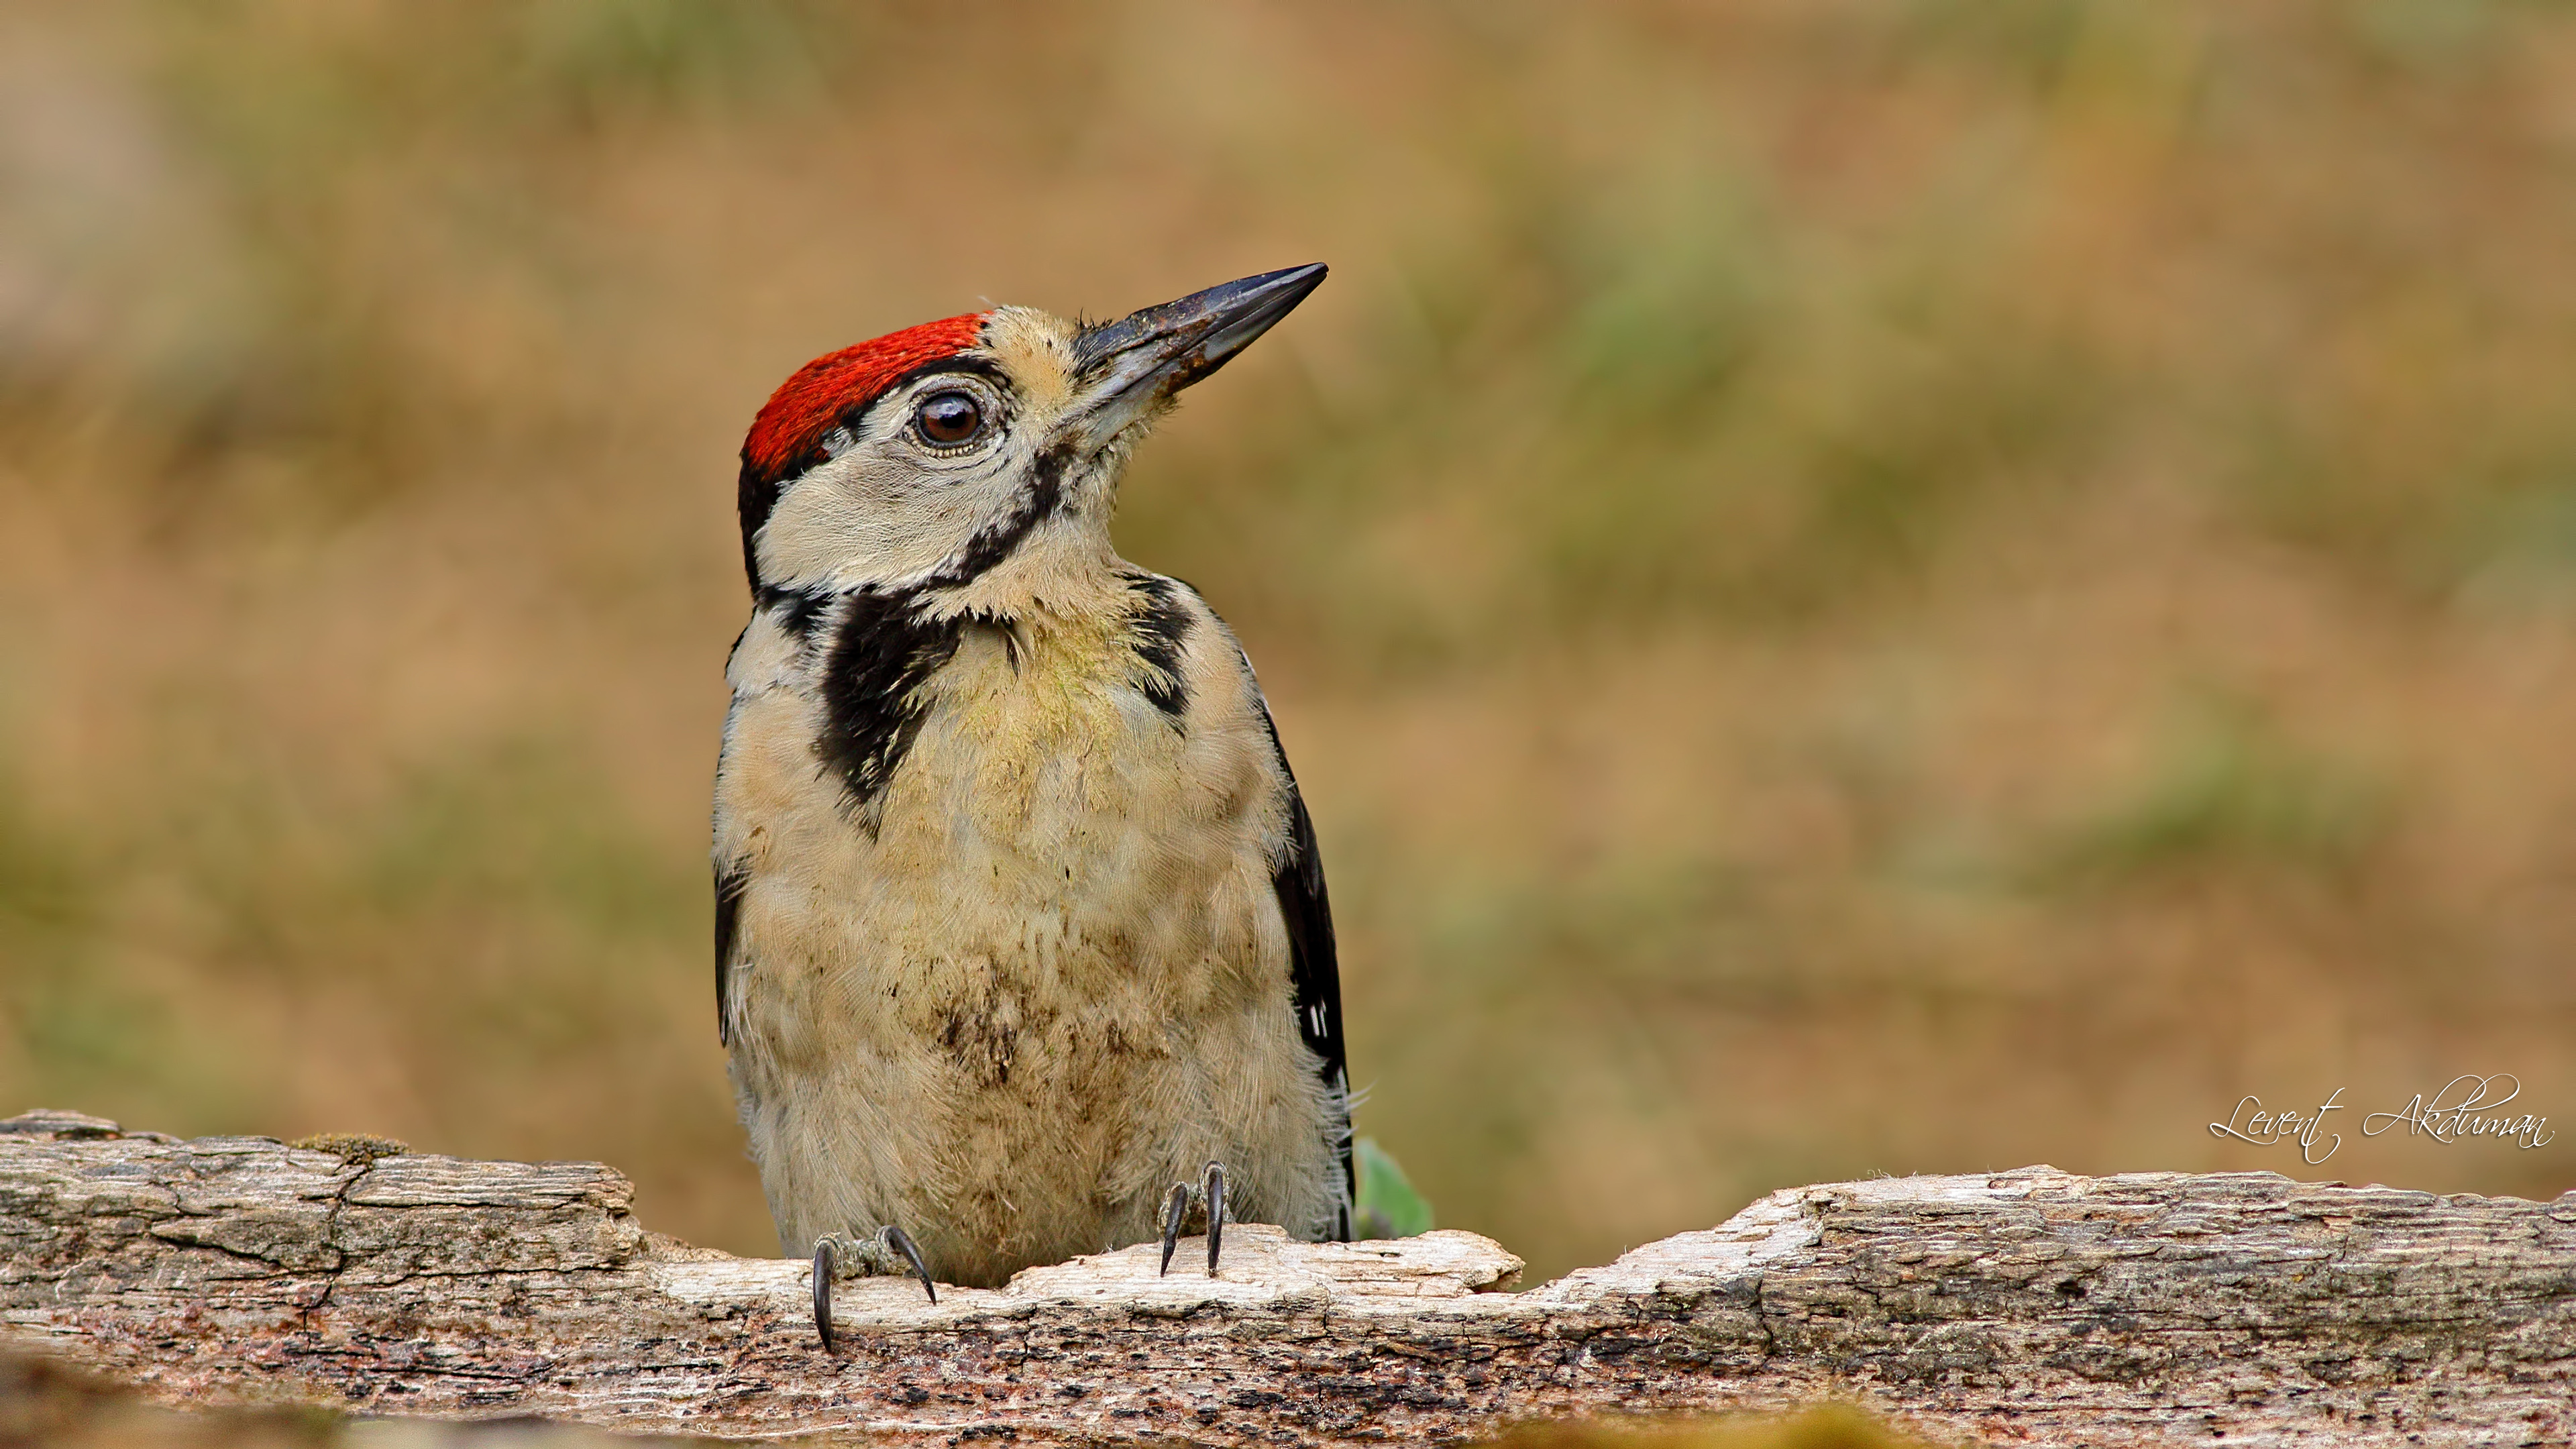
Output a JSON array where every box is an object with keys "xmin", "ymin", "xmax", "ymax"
[
  {"xmin": 714, "ymin": 862, "xmax": 747, "ymax": 1046},
  {"xmin": 1259, "ymin": 703, "xmax": 1354, "ymax": 1240}
]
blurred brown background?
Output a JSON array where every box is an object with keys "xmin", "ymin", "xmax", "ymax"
[{"xmin": 2, "ymin": 0, "xmax": 2572, "ymax": 1281}]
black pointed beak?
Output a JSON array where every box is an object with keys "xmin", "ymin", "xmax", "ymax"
[{"xmin": 1071, "ymin": 264, "xmax": 1326, "ymax": 434}]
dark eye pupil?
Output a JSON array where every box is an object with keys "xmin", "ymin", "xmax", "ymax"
[{"xmin": 918, "ymin": 392, "xmax": 983, "ymax": 445}]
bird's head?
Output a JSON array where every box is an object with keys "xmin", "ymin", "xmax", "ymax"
[{"xmin": 736, "ymin": 264, "xmax": 1326, "ymax": 612}]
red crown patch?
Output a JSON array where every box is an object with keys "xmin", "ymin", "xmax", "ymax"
[{"xmin": 743, "ymin": 312, "xmax": 990, "ymax": 482}]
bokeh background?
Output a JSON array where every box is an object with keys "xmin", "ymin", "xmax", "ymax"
[{"xmin": 3, "ymin": 0, "xmax": 2573, "ymax": 1281}]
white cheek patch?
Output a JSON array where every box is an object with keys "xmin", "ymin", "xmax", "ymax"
[
  {"xmin": 759, "ymin": 443, "xmax": 1045, "ymax": 591},
  {"xmin": 761, "ymin": 460, "xmax": 968, "ymax": 588}
]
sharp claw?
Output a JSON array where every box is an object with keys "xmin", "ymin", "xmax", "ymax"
[
  {"xmin": 885, "ymin": 1224, "xmax": 936, "ymax": 1305},
  {"xmin": 1204, "ymin": 1161, "xmax": 1226, "ymax": 1277},
  {"xmin": 812, "ymin": 1238, "xmax": 837, "ymax": 1352},
  {"xmin": 1159, "ymin": 1181, "xmax": 1190, "ymax": 1276}
]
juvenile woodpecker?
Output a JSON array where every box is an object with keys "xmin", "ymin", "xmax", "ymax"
[{"xmin": 712, "ymin": 266, "xmax": 1350, "ymax": 1343}]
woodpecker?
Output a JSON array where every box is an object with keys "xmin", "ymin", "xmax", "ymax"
[{"xmin": 712, "ymin": 266, "xmax": 1350, "ymax": 1344}]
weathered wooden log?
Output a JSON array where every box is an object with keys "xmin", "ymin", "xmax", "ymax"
[{"xmin": 1, "ymin": 1109, "xmax": 2569, "ymax": 1446}]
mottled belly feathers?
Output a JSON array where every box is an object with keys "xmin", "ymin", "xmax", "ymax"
[{"xmin": 715, "ymin": 580, "xmax": 1348, "ymax": 1287}]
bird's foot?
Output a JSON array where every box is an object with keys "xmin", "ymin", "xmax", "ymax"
[
  {"xmin": 810, "ymin": 1224, "xmax": 935, "ymax": 1350},
  {"xmin": 1158, "ymin": 1160, "xmax": 1228, "ymax": 1277}
]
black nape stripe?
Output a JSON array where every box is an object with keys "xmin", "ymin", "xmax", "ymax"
[
  {"xmin": 1125, "ymin": 573, "xmax": 1195, "ymax": 723},
  {"xmin": 756, "ymin": 584, "xmax": 838, "ymax": 645},
  {"xmin": 816, "ymin": 589, "xmax": 965, "ymax": 820},
  {"xmin": 736, "ymin": 458, "xmax": 784, "ymax": 592}
]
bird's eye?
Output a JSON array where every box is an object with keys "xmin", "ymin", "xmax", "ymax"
[{"xmin": 916, "ymin": 391, "xmax": 985, "ymax": 447}]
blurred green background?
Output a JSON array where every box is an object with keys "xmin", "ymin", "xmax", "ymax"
[{"xmin": 3, "ymin": 0, "xmax": 2573, "ymax": 1281}]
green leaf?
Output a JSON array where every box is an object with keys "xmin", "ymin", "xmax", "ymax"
[{"xmin": 1351, "ymin": 1136, "xmax": 1434, "ymax": 1239}]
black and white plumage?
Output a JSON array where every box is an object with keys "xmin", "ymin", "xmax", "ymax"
[{"xmin": 711, "ymin": 268, "xmax": 1350, "ymax": 1309}]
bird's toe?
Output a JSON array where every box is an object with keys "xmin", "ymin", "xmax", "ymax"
[
  {"xmin": 1157, "ymin": 1161, "xmax": 1231, "ymax": 1278},
  {"xmin": 810, "ymin": 1224, "xmax": 938, "ymax": 1348}
]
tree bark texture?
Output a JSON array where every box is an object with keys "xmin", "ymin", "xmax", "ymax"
[{"xmin": 1, "ymin": 1110, "xmax": 2569, "ymax": 1446}]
